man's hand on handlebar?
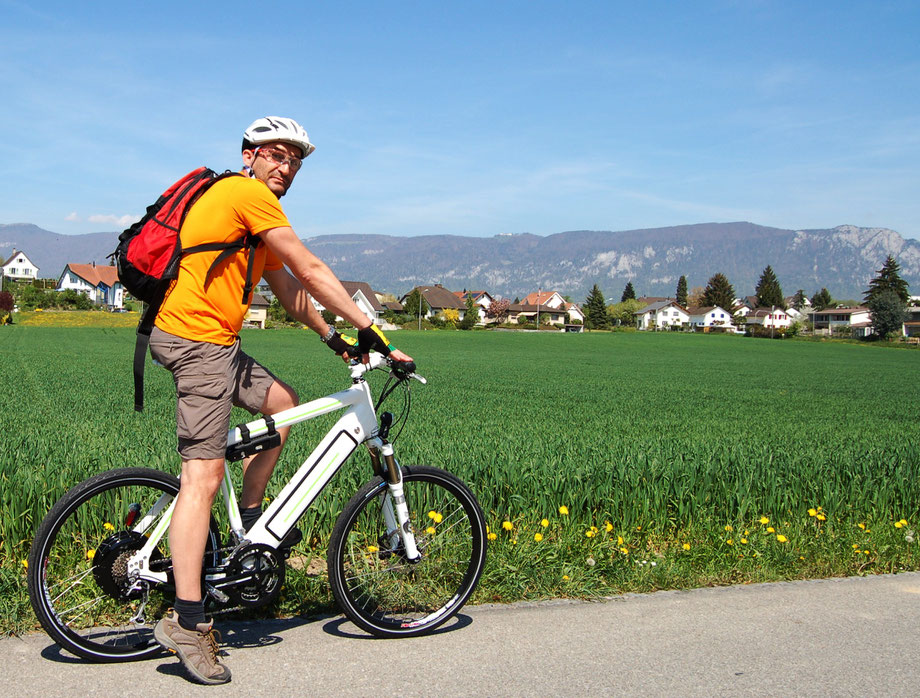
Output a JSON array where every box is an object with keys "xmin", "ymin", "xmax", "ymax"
[{"xmin": 323, "ymin": 326, "xmax": 413, "ymax": 365}]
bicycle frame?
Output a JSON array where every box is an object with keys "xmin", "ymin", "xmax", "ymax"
[{"xmin": 126, "ymin": 355, "xmax": 420, "ymax": 591}]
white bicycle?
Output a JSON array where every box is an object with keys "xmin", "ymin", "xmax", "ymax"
[{"xmin": 28, "ymin": 354, "xmax": 487, "ymax": 662}]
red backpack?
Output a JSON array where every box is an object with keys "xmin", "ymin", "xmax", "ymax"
[{"xmin": 112, "ymin": 167, "xmax": 262, "ymax": 411}]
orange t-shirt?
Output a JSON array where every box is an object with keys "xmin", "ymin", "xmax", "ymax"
[{"xmin": 155, "ymin": 175, "xmax": 287, "ymax": 345}]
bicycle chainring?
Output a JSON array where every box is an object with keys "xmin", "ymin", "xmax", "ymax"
[{"xmin": 222, "ymin": 543, "xmax": 285, "ymax": 609}]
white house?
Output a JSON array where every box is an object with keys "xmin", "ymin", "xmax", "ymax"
[
  {"xmin": 518, "ymin": 291, "xmax": 584, "ymax": 326},
  {"xmin": 312, "ymin": 280, "xmax": 386, "ymax": 327},
  {"xmin": 2, "ymin": 249, "xmax": 39, "ymax": 281},
  {"xmin": 810, "ymin": 307, "xmax": 872, "ymax": 336},
  {"xmin": 745, "ymin": 307, "xmax": 792, "ymax": 330},
  {"xmin": 634, "ymin": 301, "xmax": 690, "ymax": 330},
  {"xmin": 454, "ymin": 290, "xmax": 493, "ymax": 324},
  {"xmin": 57, "ymin": 263, "xmax": 124, "ymax": 308},
  {"xmin": 686, "ymin": 306, "xmax": 733, "ymax": 330}
]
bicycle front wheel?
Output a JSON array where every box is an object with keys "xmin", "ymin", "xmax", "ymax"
[
  {"xmin": 27, "ymin": 467, "xmax": 217, "ymax": 662},
  {"xmin": 327, "ymin": 465, "xmax": 487, "ymax": 638}
]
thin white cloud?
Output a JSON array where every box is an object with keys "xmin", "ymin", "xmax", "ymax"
[
  {"xmin": 88, "ymin": 214, "xmax": 136, "ymax": 227},
  {"xmin": 65, "ymin": 212, "xmax": 79, "ymax": 221}
]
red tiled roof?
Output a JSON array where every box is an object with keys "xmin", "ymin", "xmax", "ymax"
[{"xmin": 65, "ymin": 263, "xmax": 120, "ymax": 287}]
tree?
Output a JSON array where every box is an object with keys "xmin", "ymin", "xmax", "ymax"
[
  {"xmin": 459, "ymin": 293, "xmax": 478, "ymax": 330},
  {"xmin": 675, "ymin": 276, "xmax": 688, "ymax": 308},
  {"xmin": 791, "ymin": 289, "xmax": 808, "ymax": 311},
  {"xmin": 584, "ymin": 284, "xmax": 608, "ymax": 329},
  {"xmin": 687, "ymin": 286, "xmax": 705, "ymax": 308},
  {"xmin": 755, "ymin": 265, "xmax": 785, "ymax": 308},
  {"xmin": 867, "ymin": 290, "xmax": 907, "ymax": 340},
  {"xmin": 701, "ymin": 273, "xmax": 736, "ymax": 313},
  {"xmin": 811, "ymin": 288, "xmax": 833, "ymax": 310},
  {"xmin": 403, "ymin": 288, "xmax": 430, "ymax": 318},
  {"xmin": 608, "ymin": 298, "xmax": 643, "ymax": 326},
  {"xmin": 864, "ymin": 254, "xmax": 910, "ymax": 304},
  {"xmin": 621, "ymin": 282, "xmax": 636, "ymax": 302},
  {"xmin": 485, "ymin": 298, "xmax": 510, "ymax": 323},
  {"xmin": 0, "ymin": 291, "xmax": 14, "ymax": 313}
]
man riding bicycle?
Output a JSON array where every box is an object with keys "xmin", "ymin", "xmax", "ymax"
[{"xmin": 149, "ymin": 116, "xmax": 412, "ymax": 684}]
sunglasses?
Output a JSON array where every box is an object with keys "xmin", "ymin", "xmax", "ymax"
[{"xmin": 256, "ymin": 147, "xmax": 303, "ymax": 171}]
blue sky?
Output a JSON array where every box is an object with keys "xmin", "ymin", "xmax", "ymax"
[{"xmin": 2, "ymin": 1, "xmax": 918, "ymax": 240}]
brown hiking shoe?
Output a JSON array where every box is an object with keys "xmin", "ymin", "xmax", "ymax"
[{"xmin": 154, "ymin": 608, "xmax": 231, "ymax": 685}]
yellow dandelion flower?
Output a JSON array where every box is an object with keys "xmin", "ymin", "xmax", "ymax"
[
  {"xmin": 776, "ymin": 534, "xmax": 788, "ymax": 543},
  {"xmin": 605, "ymin": 522, "xmax": 613, "ymax": 532},
  {"xmin": 816, "ymin": 514, "xmax": 826, "ymax": 521},
  {"xmin": 368, "ymin": 545, "xmax": 379, "ymax": 553},
  {"xmin": 895, "ymin": 521, "xmax": 903, "ymax": 529},
  {"xmin": 534, "ymin": 533, "xmax": 543, "ymax": 542},
  {"xmin": 541, "ymin": 518, "xmax": 549, "ymax": 528},
  {"xmin": 864, "ymin": 549, "xmax": 870, "ymax": 555},
  {"xmin": 617, "ymin": 536, "xmax": 624, "ymax": 546},
  {"xmin": 433, "ymin": 513, "xmax": 443, "ymax": 523},
  {"xmin": 487, "ymin": 532, "xmax": 497, "ymax": 541},
  {"xmin": 486, "ymin": 525, "xmax": 490, "ymax": 533},
  {"xmin": 21, "ymin": 559, "xmax": 28, "ymax": 569},
  {"xmin": 511, "ymin": 540, "xmax": 517, "ymax": 545},
  {"xmin": 767, "ymin": 526, "xmax": 775, "ymax": 533},
  {"xmin": 502, "ymin": 521, "xmax": 513, "ymax": 531},
  {"xmin": 724, "ymin": 524, "xmax": 733, "ymax": 532},
  {"xmin": 590, "ymin": 526, "xmax": 598, "ymax": 533},
  {"xmin": 759, "ymin": 516, "xmax": 769, "ymax": 525},
  {"xmin": 636, "ymin": 525, "xmax": 642, "ymax": 531},
  {"xmin": 263, "ymin": 497, "xmax": 271, "ymax": 504},
  {"xmin": 585, "ymin": 530, "xmax": 595, "ymax": 538},
  {"xmin": 858, "ymin": 523, "xmax": 866, "ymax": 530},
  {"xmin": 740, "ymin": 538, "xmax": 748, "ymax": 544},
  {"xmin": 852, "ymin": 543, "xmax": 860, "ymax": 549},
  {"xmin": 808, "ymin": 508, "xmax": 817, "ymax": 517},
  {"xmin": 87, "ymin": 549, "xmax": 96, "ymax": 560},
  {"xmin": 619, "ymin": 547, "xmax": 629, "ymax": 554},
  {"xmin": 558, "ymin": 505, "xmax": 569, "ymax": 516},
  {"xmin": 682, "ymin": 543, "xmax": 691, "ymax": 551},
  {"xmin": 900, "ymin": 519, "xmax": 908, "ymax": 526},
  {"xmin": 103, "ymin": 522, "xmax": 115, "ymax": 531},
  {"xmin": 428, "ymin": 511, "xmax": 437, "ymax": 520},
  {"xmin": 726, "ymin": 539, "xmax": 734, "ymax": 546},
  {"xmin": 426, "ymin": 526, "xmax": 436, "ymax": 535},
  {"xmin": 563, "ymin": 574, "xmax": 570, "ymax": 580}
]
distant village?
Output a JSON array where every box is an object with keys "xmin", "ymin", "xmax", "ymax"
[{"xmin": 3, "ymin": 248, "xmax": 919, "ymax": 339}]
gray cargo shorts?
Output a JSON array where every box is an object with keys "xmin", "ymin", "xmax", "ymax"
[{"xmin": 149, "ymin": 327, "xmax": 277, "ymax": 460}]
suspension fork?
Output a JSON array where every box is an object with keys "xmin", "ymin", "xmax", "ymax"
[{"xmin": 372, "ymin": 441, "xmax": 421, "ymax": 562}]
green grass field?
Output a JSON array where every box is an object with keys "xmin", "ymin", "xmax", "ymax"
[{"xmin": 2, "ymin": 326, "xmax": 918, "ymax": 632}]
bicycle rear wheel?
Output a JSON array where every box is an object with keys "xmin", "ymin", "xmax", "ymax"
[
  {"xmin": 27, "ymin": 467, "xmax": 218, "ymax": 662},
  {"xmin": 327, "ymin": 465, "xmax": 487, "ymax": 637}
]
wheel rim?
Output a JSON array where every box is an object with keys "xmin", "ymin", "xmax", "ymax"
[
  {"xmin": 338, "ymin": 474, "xmax": 484, "ymax": 632},
  {"xmin": 34, "ymin": 475, "xmax": 179, "ymax": 658}
]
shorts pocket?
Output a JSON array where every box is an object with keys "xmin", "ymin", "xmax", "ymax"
[{"xmin": 175, "ymin": 373, "xmax": 231, "ymax": 441}]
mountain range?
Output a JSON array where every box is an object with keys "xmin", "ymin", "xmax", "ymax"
[{"xmin": 2, "ymin": 221, "xmax": 918, "ymax": 302}]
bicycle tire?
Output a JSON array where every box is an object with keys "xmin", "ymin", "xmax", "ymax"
[
  {"xmin": 327, "ymin": 465, "xmax": 487, "ymax": 637},
  {"xmin": 27, "ymin": 467, "xmax": 218, "ymax": 662}
]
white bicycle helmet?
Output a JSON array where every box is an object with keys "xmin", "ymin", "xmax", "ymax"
[{"xmin": 242, "ymin": 116, "xmax": 315, "ymax": 158}]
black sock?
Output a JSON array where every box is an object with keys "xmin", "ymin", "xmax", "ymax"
[
  {"xmin": 174, "ymin": 597, "xmax": 206, "ymax": 630},
  {"xmin": 240, "ymin": 505, "xmax": 262, "ymax": 532}
]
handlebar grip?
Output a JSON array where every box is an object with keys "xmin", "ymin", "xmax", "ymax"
[{"xmin": 391, "ymin": 359, "xmax": 416, "ymax": 374}]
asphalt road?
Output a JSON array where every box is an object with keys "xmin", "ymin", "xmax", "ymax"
[{"xmin": 4, "ymin": 573, "xmax": 920, "ymax": 697}]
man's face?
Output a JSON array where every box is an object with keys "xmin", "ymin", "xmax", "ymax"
[{"xmin": 242, "ymin": 141, "xmax": 304, "ymax": 197}]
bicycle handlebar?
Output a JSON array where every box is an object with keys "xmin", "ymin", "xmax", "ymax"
[{"xmin": 348, "ymin": 353, "xmax": 426, "ymax": 384}]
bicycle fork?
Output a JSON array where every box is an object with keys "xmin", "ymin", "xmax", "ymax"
[{"xmin": 372, "ymin": 442, "xmax": 421, "ymax": 563}]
